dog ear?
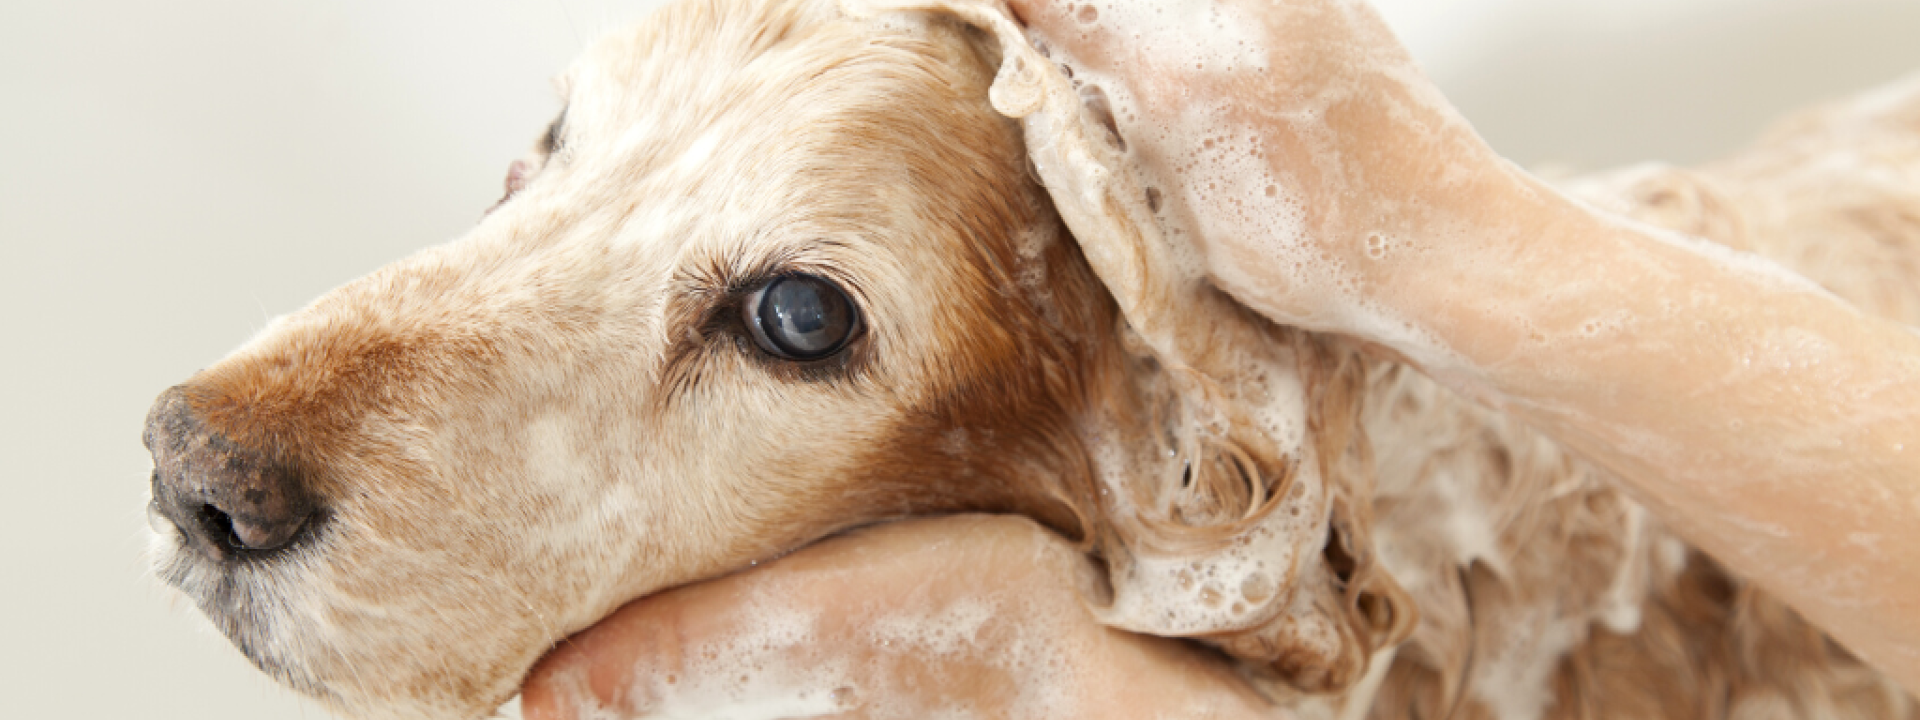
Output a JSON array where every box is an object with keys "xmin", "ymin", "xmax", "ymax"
[
  {"xmin": 847, "ymin": 0, "xmax": 1415, "ymax": 697},
  {"xmin": 1079, "ymin": 297, "xmax": 1418, "ymax": 697}
]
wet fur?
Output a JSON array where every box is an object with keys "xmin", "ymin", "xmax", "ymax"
[{"xmin": 145, "ymin": 1, "xmax": 1920, "ymax": 718}]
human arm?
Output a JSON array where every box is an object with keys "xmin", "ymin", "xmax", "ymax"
[{"xmin": 1006, "ymin": 0, "xmax": 1920, "ymax": 690}]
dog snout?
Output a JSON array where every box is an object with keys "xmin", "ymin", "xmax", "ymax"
[{"xmin": 145, "ymin": 386, "xmax": 315, "ymax": 560}]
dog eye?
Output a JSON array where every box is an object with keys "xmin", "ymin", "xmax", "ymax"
[{"xmin": 744, "ymin": 274, "xmax": 860, "ymax": 361}]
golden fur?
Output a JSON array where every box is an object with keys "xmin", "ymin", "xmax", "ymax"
[{"xmin": 143, "ymin": 0, "xmax": 1920, "ymax": 718}]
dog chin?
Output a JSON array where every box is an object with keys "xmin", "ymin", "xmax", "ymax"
[{"xmin": 148, "ymin": 522, "xmax": 336, "ymax": 704}]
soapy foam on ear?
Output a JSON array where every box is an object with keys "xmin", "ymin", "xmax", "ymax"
[
  {"xmin": 1065, "ymin": 310, "xmax": 1333, "ymax": 641},
  {"xmin": 1096, "ymin": 447, "xmax": 1327, "ymax": 637}
]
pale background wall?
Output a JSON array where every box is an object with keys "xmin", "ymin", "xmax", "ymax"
[{"xmin": 2, "ymin": 1, "xmax": 1915, "ymax": 718}]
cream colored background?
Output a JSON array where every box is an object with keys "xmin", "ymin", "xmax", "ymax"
[{"xmin": 3, "ymin": 1, "xmax": 1915, "ymax": 718}]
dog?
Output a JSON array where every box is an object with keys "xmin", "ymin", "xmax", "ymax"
[{"xmin": 143, "ymin": 0, "xmax": 1920, "ymax": 717}]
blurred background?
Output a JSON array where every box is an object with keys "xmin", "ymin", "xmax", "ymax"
[{"xmin": 2, "ymin": 0, "xmax": 1916, "ymax": 717}]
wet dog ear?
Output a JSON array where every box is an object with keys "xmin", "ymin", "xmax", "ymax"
[
  {"xmin": 846, "ymin": 0, "xmax": 1415, "ymax": 696},
  {"xmin": 1077, "ymin": 309, "xmax": 1417, "ymax": 697}
]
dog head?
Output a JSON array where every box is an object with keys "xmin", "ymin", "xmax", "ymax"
[{"xmin": 145, "ymin": 1, "xmax": 1409, "ymax": 717}]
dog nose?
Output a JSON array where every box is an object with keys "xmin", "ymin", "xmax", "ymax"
[{"xmin": 145, "ymin": 387, "xmax": 314, "ymax": 559}]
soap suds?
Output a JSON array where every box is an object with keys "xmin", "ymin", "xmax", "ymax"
[
  {"xmin": 621, "ymin": 602, "xmax": 856, "ymax": 720},
  {"xmin": 582, "ymin": 532, "xmax": 1108, "ymax": 719},
  {"xmin": 1095, "ymin": 446, "xmax": 1324, "ymax": 636}
]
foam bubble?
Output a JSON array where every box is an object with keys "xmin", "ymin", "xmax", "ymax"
[
  {"xmin": 866, "ymin": 597, "xmax": 995, "ymax": 656},
  {"xmin": 633, "ymin": 602, "xmax": 857, "ymax": 720},
  {"xmin": 1018, "ymin": 19, "xmax": 1469, "ymax": 376},
  {"xmin": 1094, "ymin": 447, "xmax": 1328, "ymax": 636},
  {"xmin": 862, "ymin": 593, "xmax": 1092, "ymax": 719},
  {"xmin": 1056, "ymin": 0, "xmax": 1268, "ymax": 76}
]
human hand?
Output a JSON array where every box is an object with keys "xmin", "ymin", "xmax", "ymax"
[
  {"xmin": 1004, "ymin": 0, "xmax": 1535, "ymax": 355},
  {"xmin": 521, "ymin": 515, "xmax": 1276, "ymax": 720}
]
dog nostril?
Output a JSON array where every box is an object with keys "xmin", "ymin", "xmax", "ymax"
[
  {"xmin": 146, "ymin": 386, "xmax": 317, "ymax": 559},
  {"xmin": 197, "ymin": 502, "xmax": 308, "ymax": 552},
  {"xmin": 163, "ymin": 473, "xmax": 314, "ymax": 555},
  {"xmin": 196, "ymin": 504, "xmax": 244, "ymax": 552}
]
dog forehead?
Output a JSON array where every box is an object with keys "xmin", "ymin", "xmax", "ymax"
[
  {"xmin": 529, "ymin": 2, "xmax": 1004, "ymax": 271},
  {"xmin": 559, "ymin": 1, "xmax": 857, "ymax": 176}
]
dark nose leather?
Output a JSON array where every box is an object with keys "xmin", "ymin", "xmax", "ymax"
[{"xmin": 145, "ymin": 387, "xmax": 314, "ymax": 559}]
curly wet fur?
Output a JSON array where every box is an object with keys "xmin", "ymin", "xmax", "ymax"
[{"xmin": 144, "ymin": 1, "xmax": 1920, "ymax": 718}]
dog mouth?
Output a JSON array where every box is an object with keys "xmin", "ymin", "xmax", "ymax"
[{"xmin": 149, "ymin": 502, "xmax": 336, "ymax": 700}]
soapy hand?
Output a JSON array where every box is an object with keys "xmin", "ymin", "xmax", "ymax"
[
  {"xmin": 520, "ymin": 515, "xmax": 1273, "ymax": 720},
  {"xmin": 1004, "ymin": 0, "xmax": 1528, "ymax": 352}
]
